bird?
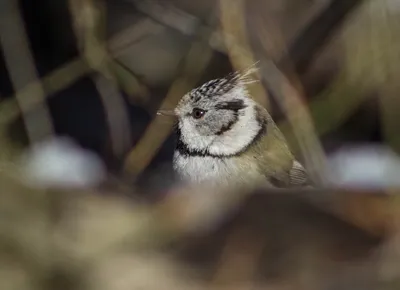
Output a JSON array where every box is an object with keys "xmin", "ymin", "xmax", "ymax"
[{"xmin": 158, "ymin": 68, "xmax": 312, "ymax": 189}]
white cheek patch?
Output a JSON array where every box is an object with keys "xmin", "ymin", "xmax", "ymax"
[
  {"xmin": 207, "ymin": 100, "xmax": 261, "ymax": 155},
  {"xmin": 180, "ymin": 119, "xmax": 215, "ymax": 150}
]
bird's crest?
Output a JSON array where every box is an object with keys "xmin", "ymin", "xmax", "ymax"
[{"xmin": 189, "ymin": 62, "xmax": 260, "ymax": 101}]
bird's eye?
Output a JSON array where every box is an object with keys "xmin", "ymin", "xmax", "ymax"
[{"xmin": 191, "ymin": 108, "xmax": 206, "ymax": 119}]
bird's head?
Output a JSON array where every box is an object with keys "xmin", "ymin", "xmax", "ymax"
[{"xmin": 159, "ymin": 67, "xmax": 265, "ymax": 156}]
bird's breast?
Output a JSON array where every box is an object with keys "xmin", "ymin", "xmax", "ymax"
[{"xmin": 173, "ymin": 151, "xmax": 262, "ymax": 186}]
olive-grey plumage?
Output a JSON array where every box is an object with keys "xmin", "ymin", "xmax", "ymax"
[{"xmin": 240, "ymin": 104, "xmax": 310, "ymax": 187}]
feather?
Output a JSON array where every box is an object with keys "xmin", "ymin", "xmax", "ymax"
[
  {"xmin": 245, "ymin": 104, "xmax": 312, "ymax": 188},
  {"xmin": 289, "ymin": 160, "xmax": 312, "ymax": 187}
]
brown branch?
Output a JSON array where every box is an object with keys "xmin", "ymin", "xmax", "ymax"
[
  {"xmin": 0, "ymin": 0, "xmax": 54, "ymax": 143},
  {"xmin": 122, "ymin": 28, "xmax": 214, "ymax": 176}
]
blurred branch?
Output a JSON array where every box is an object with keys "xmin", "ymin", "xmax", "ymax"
[
  {"xmin": 0, "ymin": 58, "xmax": 89, "ymax": 124},
  {"xmin": 279, "ymin": 0, "xmax": 363, "ymax": 75},
  {"xmin": 298, "ymin": 72, "xmax": 369, "ymax": 136},
  {"xmin": 123, "ymin": 27, "xmax": 214, "ymax": 176},
  {"xmin": 218, "ymin": 0, "xmax": 269, "ymax": 109},
  {"xmin": 367, "ymin": 1, "xmax": 400, "ymax": 153},
  {"xmin": 325, "ymin": 190, "xmax": 397, "ymax": 237},
  {"xmin": 93, "ymin": 75, "xmax": 132, "ymax": 157},
  {"xmin": 259, "ymin": 61, "xmax": 328, "ymax": 185},
  {"xmin": 0, "ymin": 0, "xmax": 54, "ymax": 143},
  {"xmin": 68, "ymin": 0, "xmax": 135, "ymax": 158},
  {"xmin": 274, "ymin": 0, "xmax": 379, "ymax": 143},
  {"xmin": 68, "ymin": 0, "xmax": 149, "ymax": 100},
  {"xmin": 218, "ymin": 0, "xmax": 327, "ymax": 184},
  {"xmin": 1, "ymin": 163, "xmax": 400, "ymax": 290},
  {"xmin": 127, "ymin": 0, "xmax": 201, "ymax": 36},
  {"xmin": 211, "ymin": 226, "xmax": 265, "ymax": 286}
]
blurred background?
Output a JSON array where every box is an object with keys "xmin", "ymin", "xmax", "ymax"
[{"xmin": 2, "ymin": 0, "xmax": 400, "ymax": 289}]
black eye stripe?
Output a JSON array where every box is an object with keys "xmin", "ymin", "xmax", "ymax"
[
  {"xmin": 215, "ymin": 112, "xmax": 239, "ymax": 135},
  {"xmin": 215, "ymin": 100, "xmax": 247, "ymax": 111}
]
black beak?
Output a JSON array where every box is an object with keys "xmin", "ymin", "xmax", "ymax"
[{"xmin": 157, "ymin": 110, "xmax": 176, "ymax": 117}]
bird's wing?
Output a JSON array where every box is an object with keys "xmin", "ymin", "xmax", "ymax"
[
  {"xmin": 261, "ymin": 157, "xmax": 312, "ymax": 188},
  {"xmin": 288, "ymin": 160, "xmax": 312, "ymax": 187},
  {"xmin": 250, "ymin": 105, "xmax": 312, "ymax": 188}
]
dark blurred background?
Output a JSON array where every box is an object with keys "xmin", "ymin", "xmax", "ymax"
[
  {"xmin": 0, "ymin": 0, "xmax": 396, "ymax": 189},
  {"xmin": 2, "ymin": 2, "xmax": 400, "ymax": 290}
]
